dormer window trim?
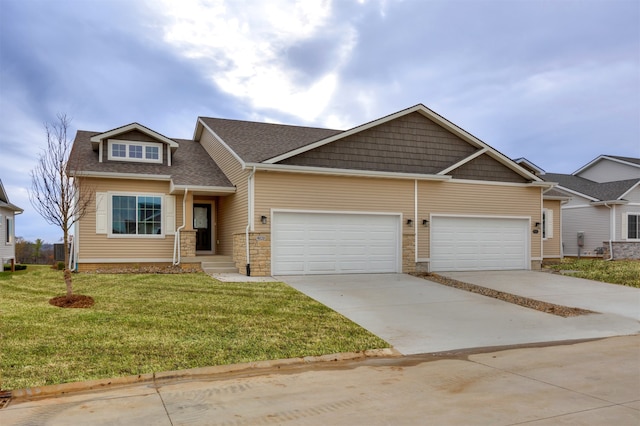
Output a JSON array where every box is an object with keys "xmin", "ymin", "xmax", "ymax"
[{"xmin": 107, "ymin": 139, "xmax": 163, "ymax": 164}]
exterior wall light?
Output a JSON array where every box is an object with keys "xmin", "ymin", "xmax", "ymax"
[
  {"xmin": 422, "ymin": 219, "xmax": 429, "ymax": 227},
  {"xmin": 261, "ymin": 215, "xmax": 268, "ymax": 225},
  {"xmin": 406, "ymin": 219, "xmax": 413, "ymax": 227}
]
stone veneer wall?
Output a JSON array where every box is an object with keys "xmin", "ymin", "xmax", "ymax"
[
  {"xmin": 601, "ymin": 242, "xmax": 640, "ymax": 260},
  {"xmin": 233, "ymin": 232, "xmax": 271, "ymax": 276},
  {"xmin": 180, "ymin": 230, "xmax": 196, "ymax": 258},
  {"xmin": 402, "ymin": 234, "xmax": 415, "ymax": 273}
]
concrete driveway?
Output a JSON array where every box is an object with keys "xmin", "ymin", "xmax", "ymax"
[{"xmin": 280, "ymin": 271, "xmax": 640, "ymax": 355}]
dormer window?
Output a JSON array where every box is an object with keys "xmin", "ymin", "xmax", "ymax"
[{"xmin": 108, "ymin": 140, "xmax": 163, "ymax": 164}]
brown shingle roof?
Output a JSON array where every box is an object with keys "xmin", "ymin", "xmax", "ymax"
[
  {"xmin": 199, "ymin": 117, "xmax": 343, "ymax": 163},
  {"xmin": 70, "ymin": 130, "xmax": 233, "ymax": 189}
]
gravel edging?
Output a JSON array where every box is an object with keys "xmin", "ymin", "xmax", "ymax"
[{"xmin": 411, "ymin": 272, "xmax": 596, "ymax": 318}]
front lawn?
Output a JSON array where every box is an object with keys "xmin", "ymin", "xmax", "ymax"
[
  {"xmin": 0, "ymin": 267, "xmax": 388, "ymax": 390},
  {"xmin": 546, "ymin": 258, "xmax": 640, "ymax": 288}
]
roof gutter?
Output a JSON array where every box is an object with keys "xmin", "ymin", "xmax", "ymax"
[{"xmin": 244, "ymin": 162, "xmax": 452, "ymax": 181}]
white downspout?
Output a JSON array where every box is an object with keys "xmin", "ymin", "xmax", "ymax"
[
  {"xmin": 414, "ymin": 179, "xmax": 418, "ymax": 267},
  {"xmin": 173, "ymin": 188, "xmax": 188, "ymax": 265},
  {"xmin": 245, "ymin": 166, "xmax": 256, "ymax": 276},
  {"xmin": 604, "ymin": 202, "xmax": 614, "ymax": 261}
]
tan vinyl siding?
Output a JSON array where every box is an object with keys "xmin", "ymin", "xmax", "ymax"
[
  {"xmin": 198, "ymin": 129, "xmax": 249, "ymax": 255},
  {"xmin": 543, "ymin": 199, "xmax": 562, "ymax": 258},
  {"xmin": 253, "ymin": 172, "xmax": 414, "ymax": 233},
  {"xmin": 417, "ymin": 181, "xmax": 542, "ymax": 260},
  {"xmin": 78, "ymin": 178, "xmax": 182, "ymax": 261}
]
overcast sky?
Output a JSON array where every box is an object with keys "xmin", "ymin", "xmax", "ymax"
[{"xmin": 1, "ymin": 0, "xmax": 639, "ymax": 244}]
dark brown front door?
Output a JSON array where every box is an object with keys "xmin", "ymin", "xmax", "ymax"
[{"xmin": 194, "ymin": 204, "xmax": 212, "ymax": 252}]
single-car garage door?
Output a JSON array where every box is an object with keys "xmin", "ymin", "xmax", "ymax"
[
  {"xmin": 431, "ymin": 216, "xmax": 529, "ymax": 271},
  {"xmin": 272, "ymin": 212, "xmax": 401, "ymax": 275}
]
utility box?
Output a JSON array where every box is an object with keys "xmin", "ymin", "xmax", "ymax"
[{"xmin": 577, "ymin": 232, "xmax": 585, "ymax": 248}]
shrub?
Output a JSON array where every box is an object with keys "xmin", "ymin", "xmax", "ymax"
[{"xmin": 3, "ymin": 264, "xmax": 27, "ymax": 271}]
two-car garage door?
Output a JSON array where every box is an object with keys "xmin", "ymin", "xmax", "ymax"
[
  {"xmin": 272, "ymin": 212, "xmax": 401, "ymax": 275},
  {"xmin": 271, "ymin": 212, "xmax": 529, "ymax": 275},
  {"xmin": 430, "ymin": 216, "xmax": 529, "ymax": 272}
]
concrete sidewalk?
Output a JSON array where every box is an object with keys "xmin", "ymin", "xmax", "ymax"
[{"xmin": 2, "ymin": 335, "xmax": 638, "ymax": 425}]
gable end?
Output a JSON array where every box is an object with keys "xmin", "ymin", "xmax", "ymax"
[{"xmin": 277, "ymin": 112, "xmax": 478, "ymax": 174}]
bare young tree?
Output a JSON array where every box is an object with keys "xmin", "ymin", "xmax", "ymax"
[{"xmin": 29, "ymin": 114, "xmax": 91, "ymax": 297}]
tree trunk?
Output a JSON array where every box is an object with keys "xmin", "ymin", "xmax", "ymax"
[{"xmin": 63, "ymin": 232, "xmax": 73, "ymax": 297}]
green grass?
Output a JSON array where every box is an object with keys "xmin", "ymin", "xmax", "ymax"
[
  {"xmin": 0, "ymin": 267, "xmax": 388, "ymax": 390},
  {"xmin": 546, "ymin": 258, "xmax": 640, "ymax": 287}
]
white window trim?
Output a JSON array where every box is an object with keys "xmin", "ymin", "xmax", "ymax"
[
  {"xmin": 623, "ymin": 212, "xmax": 640, "ymax": 241},
  {"xmin": 107, "ymin": 139, "xmax": 163, "ymax": 164},
  {"xmin": 108, "ymin": 192, "xmax": 165, "ymax": 238}
]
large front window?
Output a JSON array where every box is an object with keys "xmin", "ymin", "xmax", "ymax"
[{"xmin": 112, "ymin": 195, "xmax": 162, "ymax": 235}]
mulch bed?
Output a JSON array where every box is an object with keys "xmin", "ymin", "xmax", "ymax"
[
  {"xmin": 49, "ymin": 295, "xmax": 95, "ymax": 308},
  {"xmin": 411, "ymin": 272, "xmax": 596, "ymax": 318}
]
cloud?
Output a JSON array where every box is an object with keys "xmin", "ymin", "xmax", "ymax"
[{"xmin": 151, "ymin": 0, "xmax": 356, "ymax": 122}]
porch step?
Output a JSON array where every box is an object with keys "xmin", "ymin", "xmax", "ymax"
[{"xmin": 200, "ymin": 257, "xmax": 238, "ymax": 274}]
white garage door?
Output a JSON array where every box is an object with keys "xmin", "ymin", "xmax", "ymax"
[
  {"xmin": 431, "ymin": 216, "xmax": 529, "ymax": 271},
  {"xmin": 272, "ymin": 212, "xmax": 401, "ymax": 275}
]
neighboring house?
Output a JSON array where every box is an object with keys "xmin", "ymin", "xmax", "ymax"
[
  {"xmin": 0, "ymin": 179, "xmax": 24, "ymax": 266},
  {"xmin": 544, "ymin": 155, "xmax": 640, "ymax": 259},
  {"xmin": 514, "ymin": 158, "xmax": 570, "ymax": 261},
  {"xmin": 69, "ymin": 104, "xmax": 554, "ymax": 276}
]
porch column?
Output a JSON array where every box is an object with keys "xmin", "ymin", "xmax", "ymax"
[{"xmin": 179, "ymin": 190, "xmax": 196, "ymax": 257}]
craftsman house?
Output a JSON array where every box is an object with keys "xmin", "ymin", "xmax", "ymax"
[{"xmin": 69, "ymin": 104, "xmax": 554, "ymax": 275}]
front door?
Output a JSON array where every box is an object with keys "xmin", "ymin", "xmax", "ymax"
[{"xmin": 194, "ymin": 204, "xmax": 212, "ymax": 252}]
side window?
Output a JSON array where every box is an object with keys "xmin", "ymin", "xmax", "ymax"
[
  {"xmin": 628, "ymin": 214, "xmax": 640, "ymax": 240},
  {"xmin": 542, "ymin": 208, "xmax": 553, "ymax": 239}
]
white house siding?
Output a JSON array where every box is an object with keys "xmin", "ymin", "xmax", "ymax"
[
  {"xmin": 577, "ymin": 159, "xmax": 640, "ymax": 183},
  {"xmin": 0, "ymin": 207, "xmax": 16, "ymax": 262},
  {"xmin": 562, "ymin": 205, "xmax": 610, "ymax": 256}
]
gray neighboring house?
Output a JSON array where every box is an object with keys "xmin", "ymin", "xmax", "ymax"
[
  {"xmin": 544, "ymin": 155, "xmax": 640, "ymax": 259},
  {"xmin": 0, "ymin": 179, "xmax": 24, "ymax": 266}
]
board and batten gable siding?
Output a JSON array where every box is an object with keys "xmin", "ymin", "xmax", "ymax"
[
  {"xmin": 253, "ymin": 172, "xmax": 414, "ymax": 234},
  {"xmin": 277, "ymin": 112, "xmax": 478, "ymax": 175},
  {"xmin": 578, "ymin": 160, "xmax": 640, "ymax": 183},
  {"xmin": 561, "ymin": 205, "xmax": 610, "ymax": 256},
  {"xmin": 417, "ymin": 181, "xmax": 542, "ymax": 263},
  {"xmin": 78, "ymin": 178, "xmax": 182, "ymax": 261},
  {"xmin": 543, "ymin": 199, "xmax": 562, "ymax": 258},
  {"xmin": 197, "ymin": 128, "xmax": 249, "ymax": 256}
]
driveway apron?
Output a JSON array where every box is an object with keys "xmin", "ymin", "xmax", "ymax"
[{"xmin": 279, "ymin": 272, "xmax": 640, "ymax": 355}]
